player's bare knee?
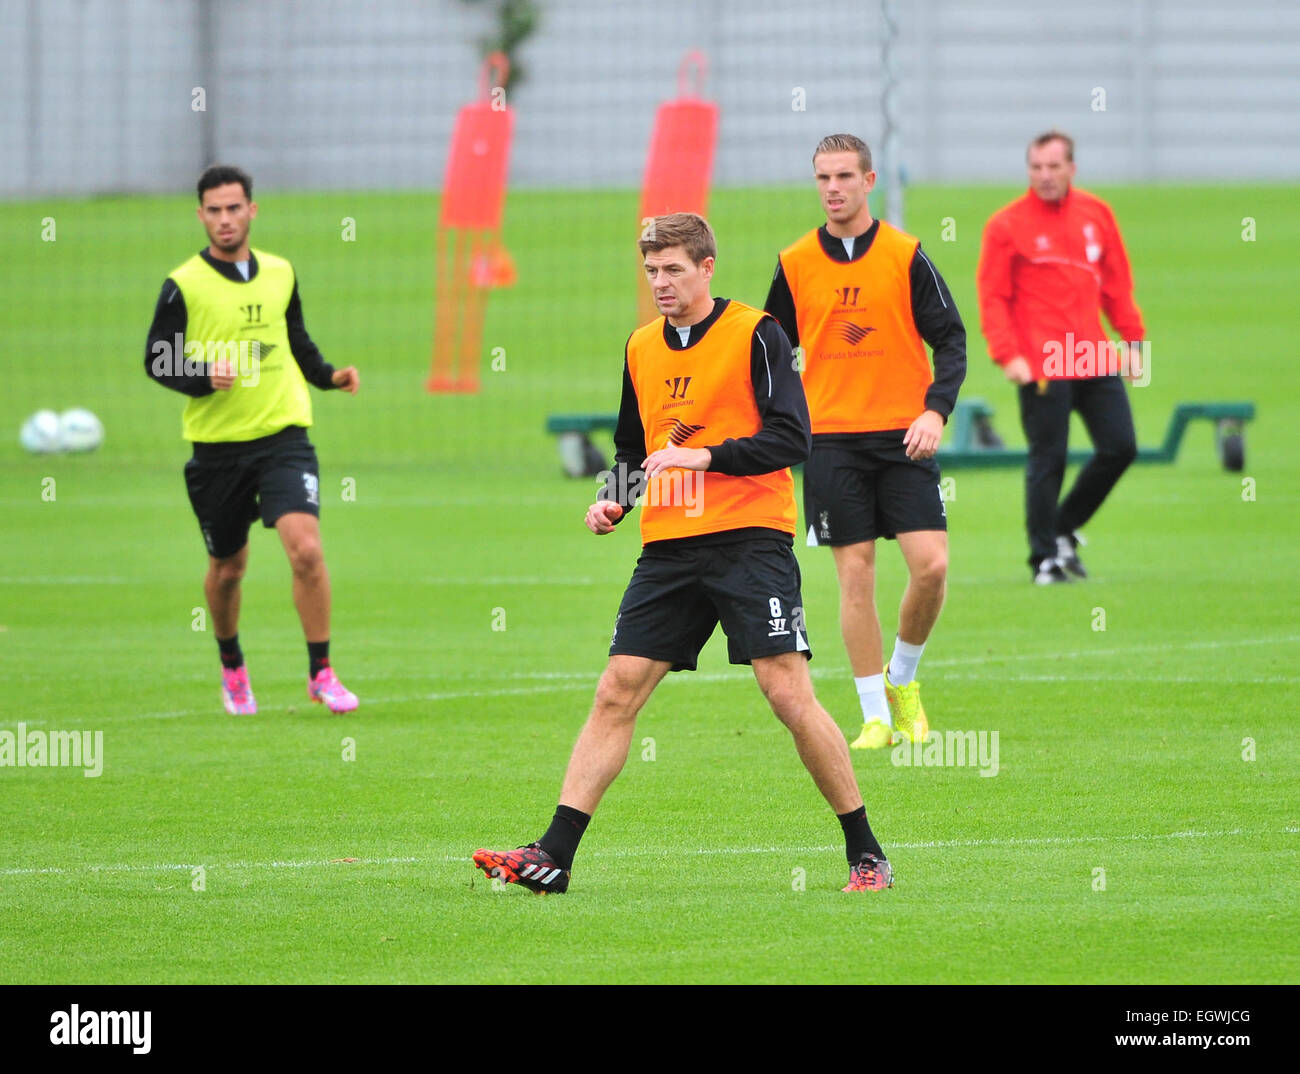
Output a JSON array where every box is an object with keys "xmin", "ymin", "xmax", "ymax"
[
  {"xmin": 210, "ymin": 559, "xmax": 245, "ymax": 588},
  {"xmin": 845, "ymin": 567, "xmax": 876, "ymax": 596},
  {"xmin": 836, "ymin": 564, "xmax": 876, "ymax": 607},
  {"xmin": 834, "ymin": 545, "xmax": 875, "ymax": 588},
  {"xmin": 592, "ymin": 666, "xmax": 645, "ymax": 718},
  {"xmin": 287, "ymin": 541, "xmax": 324, "ymax": 577},
  {"xmin": 764, "ymin": 689, "xmax": 800, "ymax": 725},
  {"xmin": 767, "ymin": 691, "xmax": 818, "ymax": 733},
  {"xmin": 911, "ymin": 553, "xmax": 947, "ymax": 591},
  {"xmin": 756, "ymin": 671, "xmax": 812, "ymax": 725}
]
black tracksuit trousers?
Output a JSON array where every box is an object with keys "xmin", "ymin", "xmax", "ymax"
[{"xmin": 1017, "ymin": 375, "xmax": 1138, "ymax": 567}]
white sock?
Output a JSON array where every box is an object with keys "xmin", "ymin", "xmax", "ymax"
[
  {"xmin": 854, "ymin": 674, "xmax": 890, "ymax": 726},
  {"xmin": 888, "ymin": 638, "xmax": 926, "ymax": 687}
]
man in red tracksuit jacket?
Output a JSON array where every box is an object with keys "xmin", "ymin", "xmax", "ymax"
[{"xmin": 977, "ymin": 130, "xmax": 1146, "ymax": 584}]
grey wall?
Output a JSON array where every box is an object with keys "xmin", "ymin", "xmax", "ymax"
[
  {"xmin": 1, "ymin": 0, "xmax": 206, "ymax": 196},
  {"xmin": 2, "ymin": 0, "xmax": 1297, "ymax": 197},
  {"xmin": 897, "ymin": 0, "xmax": 1300, "ymax": 182}
]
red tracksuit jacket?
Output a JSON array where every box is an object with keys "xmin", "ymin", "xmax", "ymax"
[{"xmin": 977, "ymin": 186, "xmax": 1145, "ymax": 380}]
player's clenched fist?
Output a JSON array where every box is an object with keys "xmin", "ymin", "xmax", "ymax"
[
  {"xmin": 586, "ymin": 500, "xmax": 624, "ymax": 535},
  {"xmin": 210, "ymin": 358, "xmax": 237, "ymax": 390},
  {"xmin": 331, "ymin": 366, "xmax": 360, "ymax": 393}
]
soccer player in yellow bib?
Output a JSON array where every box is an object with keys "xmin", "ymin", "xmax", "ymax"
[
  {"xmin": 145, "ymin": 165, "xmax": 360, "ymax": 715},
  {"xmin": 765, "ymin": 135, "xmax": 967, "ymax": 750}
]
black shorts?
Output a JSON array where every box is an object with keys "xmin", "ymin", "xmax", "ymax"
[
  {"xmin": 608, "ymin": 533, "xmax": 812, "ymax": 672},
  {"xmin": 804, "ymin": 433, "xmax": 947, "ymax": 546},
  {"xmin": 183, "ymin": 426, "xmax": 321, "ymax": 559}
]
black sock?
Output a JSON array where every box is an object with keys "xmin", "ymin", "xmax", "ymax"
[
  {"xmin": 536, "ymin": 804, "xmax": 591, "ymax": 871},
  {"xmin": 838, "ymin": 805, "xmax": 885, "ymax": 863},
  {"xmin": 217, "ymin": 633, "xmax": 244, "ymax": 671},
  {"xmin": 308, "ymin": 640, "xmax": 330, "ymax": 679}
]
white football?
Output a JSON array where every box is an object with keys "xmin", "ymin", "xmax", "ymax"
[
  {"xmin": 60, "ymin": 408, "xmax": 104, "ymax": 452},
  {"xmin": 20, "ymin": 409, "xmax": 65, "ymax": 454}
]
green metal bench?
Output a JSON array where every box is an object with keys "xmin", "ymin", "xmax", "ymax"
[
  {"xmin": 546, "ymin": 414, "xmax": 619, "ymax": 477},
  {"xmin": 938, "ymin": 398, "xmax": 1255, "ymax": 471},
  {"xmin": 546, "ymin": 399, "xmax": 1256, "ymax": 476}
]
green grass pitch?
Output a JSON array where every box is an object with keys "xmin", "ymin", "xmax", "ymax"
[{"xmin": 0, "ymin": 184, "xmax": 1296, "ymax": 983}]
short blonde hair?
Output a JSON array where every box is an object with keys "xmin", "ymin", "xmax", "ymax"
[{"xmin": 813, "ymin": 134, "xmax": 872, "ymax": 173}]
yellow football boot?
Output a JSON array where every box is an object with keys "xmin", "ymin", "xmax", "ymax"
[
  {"xmin": 849, "ymin": 718, "xmax": 895, "ymax": 750},
  {"xmin": 885, "ymin": 670, "xmax": 930, "ymax": 744}
]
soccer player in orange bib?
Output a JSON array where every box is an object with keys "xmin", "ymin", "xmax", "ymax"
[
  {"xmin": 765, "ymin": 135, "xmax": 967, "ymax": 750},
  {"xmin": 474, "ymin": 213, "xmax": 892, "ymax": 894}
]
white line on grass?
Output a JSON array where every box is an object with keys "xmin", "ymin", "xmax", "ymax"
[
  {"xmin": 0, "ymin": 576, "xmax": 138, "ymax": 585},
  {"xmin": 417, "ymin": 577, "xmax": 604, "ymax": 586},
  {"xmin": 95, "ymin": 633, "xmax": 1300, "ymax": 724},
  {"xmin": 938, "ymin": 673, "xmax": 1300, "ymax": 683},
  {"xmin": 922, "ymin": 633, "xmax": 1300, "ymax": 669},
  {"xmin": 3, "ymin": 827, "xmax": 1293, "ymax": 878},
  {"xmin": 581, "ymin": 826, "xmax": 1300, "ymax": 860},
  {"xmin": 0, "ymin": 574, "xmax": 604, "ymax": 588},
  {"xmin": 281, "ymin": 631, "xmax": 1300, "ymax": 705},
  {"xmin": 0, "ymin": 856, "xmax": 423, "ymax": 877}
]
